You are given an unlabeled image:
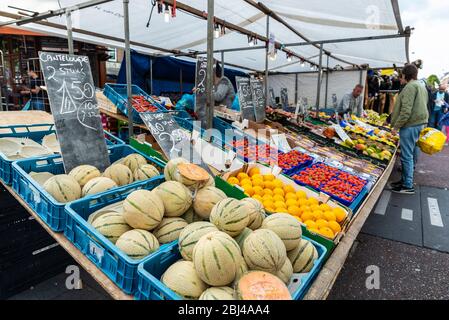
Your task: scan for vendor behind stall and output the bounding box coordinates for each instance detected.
[212,62,235,109]
[337,84,364,117]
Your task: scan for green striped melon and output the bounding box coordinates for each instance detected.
[164,157,188,181]
[91,211,132,244]
[241,198,265,230]
[116,229,159,260]
[233,256,248,286]
[242,229,287,273]
[209,198,249,237]
[193,186,227,219]
[103,164,134,186]
[204,175,215,187]
[82,177,117,197]
[155,181,192,217]
[261,213,302,251]
[192,231,242,286]
[276,258,293,284]
[181,206,205,223]
[178,222,218,261]
[153,217,188,244]
[199,287,235,300]
[122,190,164,230]
[68,165,101,187]
[172,169,212,191]
[233,227,252,250]
[43,174,81,203]
[134,164,160,181]
[122,153,147,172]
[287,239,318,273]
[161,260,208,299]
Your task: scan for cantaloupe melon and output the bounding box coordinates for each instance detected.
[134,164,160,181]
[155,181,192,217]
[122,153,147,173]
[287,239,318,273]
[236,271,292,300]
[193,186,227,219]
[115,229,159,260]
[234,256,248,286]
[178,222,218,261]
[233,227,252,250]
[153,217,188,244]
[199,287,235,300]
[261,213,302,251]
[209,198,249,237]
[241,198,265,230]
[181,206,204,223]
[122,189,164,230]
[173,163,210,190]
[82,177,117,197]
[276,259,293,284]
[43,174,81,203]
[192,231,242,286]
[164,157,189,181]
[103,164,133,186]
[87,201,124,225]
[242,229,287,273]
[204,174,215,187]
[91,211,131,244]
[161,260,208,299]
[68,165,101,187]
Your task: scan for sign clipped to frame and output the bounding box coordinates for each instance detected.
[250,78,266,123]
[194,57,208,122]
[236,76,255,121]
[39,51,110,172]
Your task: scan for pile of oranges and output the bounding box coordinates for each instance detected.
[227,167,347,240]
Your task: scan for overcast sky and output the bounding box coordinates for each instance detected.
[399,0,449,78]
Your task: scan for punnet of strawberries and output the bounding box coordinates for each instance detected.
[232,139,278,164]
[131,95,159,113]
[277,150,313,170]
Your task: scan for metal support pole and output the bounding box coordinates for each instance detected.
[315,44,323,112]
[150,58,153,95]
[359,70,363,85]
[221,51,225,77]
[205,0,215,129]
[325,55,330,107]
[123,0,134,138]
[264,16,269,110]
[66,10,74,55]
[294,73,298,105]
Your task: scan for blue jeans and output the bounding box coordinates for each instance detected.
[399,124,425,189]
[30,98,45,111]
[429,108,443,130]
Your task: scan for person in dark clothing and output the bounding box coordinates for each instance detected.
[429,84,449,130]
[20,71,44,110]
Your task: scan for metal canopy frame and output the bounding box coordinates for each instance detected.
[0,0,410,132]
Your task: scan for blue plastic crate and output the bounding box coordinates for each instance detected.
[103,84,167,124]
[135,237,327,300]
[64,176,168,295]
[11,144,165,232]
[0,124,123,185]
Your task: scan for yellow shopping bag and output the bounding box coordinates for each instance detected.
[418,128,447,155]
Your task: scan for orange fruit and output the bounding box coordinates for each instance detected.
[312,210,324,220]
[237,172,249,181]
[307,198,319,206]
[249,167,261,177]
[262,194,273,202]
[301,212,314,222]
[319,203,332,212]
[273,179,284,188]
[310,204,321,211]
[333,207,347,223]
[286,199,297,208]
[263,200,274,209]
[285,193,297,201]
[323,211,337,222]
[275,207,286,213]
[252,195,263,203]
[273,194,285,202]
[243,185,254,196]
[264,181,275,190]
[309,228,320,234]
[318,227,335,239]
[266,206,276,213]
[263,189,273,196]
[240,178,252,186]
[253,186,264,196]
[316,219,329,229]
[283,185,295,194]
[227,177,239,185]
[274,201,286,208]
[328,221,342,234]
[288,206,301,216]
[305,220,318,230]
[299,205,311,214]
[297,199,309,207]
[252,179,264,188]
[296,190,307,199]
[273,188,285,196]
[263,174,275,181]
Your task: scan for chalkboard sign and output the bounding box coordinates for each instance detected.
[280,88,289,109]
[39,51,110,172]
[250,78,266,123]
[236,77,255,121]
[194,57,207,122]
[139,112,211,173]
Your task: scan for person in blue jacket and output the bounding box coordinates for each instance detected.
[438,101,449,146]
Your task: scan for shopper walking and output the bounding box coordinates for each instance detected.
[390,64,429,195]
[429,84,449,130]
[438,101,449,146]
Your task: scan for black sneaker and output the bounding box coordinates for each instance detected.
[391,185,415,195]
[389,180,402,189]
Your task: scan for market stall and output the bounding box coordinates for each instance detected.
[0,0,409,301]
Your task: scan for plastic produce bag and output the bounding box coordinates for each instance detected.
[175,94,195,111]
[418,128,447,155]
